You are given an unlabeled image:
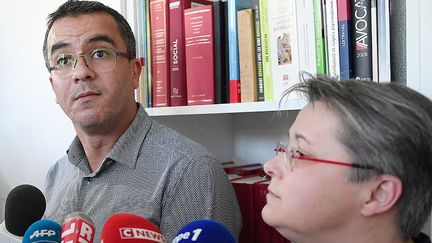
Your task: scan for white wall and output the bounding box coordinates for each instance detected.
[0,0,120,221]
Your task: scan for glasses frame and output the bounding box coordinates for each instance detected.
[275,143,381,172]
[48,47,134,73]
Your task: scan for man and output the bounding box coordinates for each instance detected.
[42,1,241,241]
[263,76,432,243]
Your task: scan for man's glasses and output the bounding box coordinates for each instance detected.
[48,48,134,78]
[274,143,380,172]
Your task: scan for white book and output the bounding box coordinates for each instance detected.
[268,0,300,101]
[377,0,391,82]
[324,0,340,79]
[371,0,379,82]
[296,0,317,75]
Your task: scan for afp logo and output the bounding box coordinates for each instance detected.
[30,229,57,239]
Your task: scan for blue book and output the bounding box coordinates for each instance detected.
[227,0,254,103]
[337,0,353,80]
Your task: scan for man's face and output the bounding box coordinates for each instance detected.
[47,12,139,131]
[262,101,366,241]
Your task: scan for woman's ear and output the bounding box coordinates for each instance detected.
[360,175,402,217]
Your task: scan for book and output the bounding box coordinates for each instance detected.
[259,0,274,101]
[223,163,264,176]
[268,0,300,101]
[136,0,148,107]
[169,0,191,106]
[371,0,379,81]
[231,175,269,243]
[337,0,353,80]
[312,0,327,74]
[296,0,317,75]
[149,0,171,107]
[351,0,372,80]
[213,1,229,104]
[237,9,258,103]
[184,5,215,105]
[253,180,272,243]
[377,0,391,82]
[252,0,265,101]
[324,0,340,79]
[227,0,255,103]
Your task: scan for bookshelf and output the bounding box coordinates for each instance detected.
[121,0,432,235]
[120,0,432,165]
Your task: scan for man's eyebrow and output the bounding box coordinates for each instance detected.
[88,34,116,47]
[50,42,70,56]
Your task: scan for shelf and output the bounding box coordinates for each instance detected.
[145,98,307,116]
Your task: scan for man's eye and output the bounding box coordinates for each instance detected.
[91,49,109,59]
[56,55,73,67]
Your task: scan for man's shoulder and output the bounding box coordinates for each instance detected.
[413,233,432,243]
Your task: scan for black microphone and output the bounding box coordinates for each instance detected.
[2,184,46,236]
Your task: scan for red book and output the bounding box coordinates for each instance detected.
[150,0,171,107]
[184,5,215,105]
[169,0,190,106]
[253,180,272,243]
[231,175,268,243]
[224,163,265,177]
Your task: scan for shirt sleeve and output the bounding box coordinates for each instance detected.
[159,155,242,242]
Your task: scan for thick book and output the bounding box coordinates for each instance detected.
[227,0,255,103]
[231,175,269,243]
[253,180,272,243]
[377,0,391,82]
[150,0,171,107]
[169,0,191,106]
[324,0,340,79]
[337,0,353,80]
[351,0,372,80]
[184,5,215,105]
[259,0,274,101]
[253,0,265,101]
[213,1,229,104]
[237,8,258,103]
[268,0,300,101]
[312,0,327,74]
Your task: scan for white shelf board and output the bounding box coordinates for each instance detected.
[145,98,307,116]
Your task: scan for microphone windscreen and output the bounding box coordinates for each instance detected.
[173,220,236,243]
[4,184,46,236]
[61,212,95,243]
[100,213,167,243]
[22,219,61,243]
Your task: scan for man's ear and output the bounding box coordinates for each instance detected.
[130,59,141,89]
[360,175,403,217]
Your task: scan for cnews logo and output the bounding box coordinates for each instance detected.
[119,228,166,242]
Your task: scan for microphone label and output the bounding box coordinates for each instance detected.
[119,227,167,242]
[61,218,95,243]
[30,229,57,239]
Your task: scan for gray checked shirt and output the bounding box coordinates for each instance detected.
[43,103,241,241]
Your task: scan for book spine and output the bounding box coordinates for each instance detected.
[312,0,327,74]
[136,0,147,107]
[351,0,372,80]
[371,0,378,81]
[169,0,190,106]
[296,0,317,75]
[324,0,340,79]
[253,181,272,243]
[238,9,258,103]
[213,1,229,104]
[146,0,153,108]
[268,0,299,101]
[150,0,171,107]
[377,0,391,82]
[259,0,274,101]
[184,5,215,105]
[337,0,353,80]
[253,0,265,101]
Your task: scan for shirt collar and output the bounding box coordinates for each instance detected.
[66,103,152,171]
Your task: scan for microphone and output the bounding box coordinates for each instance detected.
[172,220,236,243]
[22,219,62,243]
[100,213,167,243]
[2,184,46,237]
[61,212,95,243]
